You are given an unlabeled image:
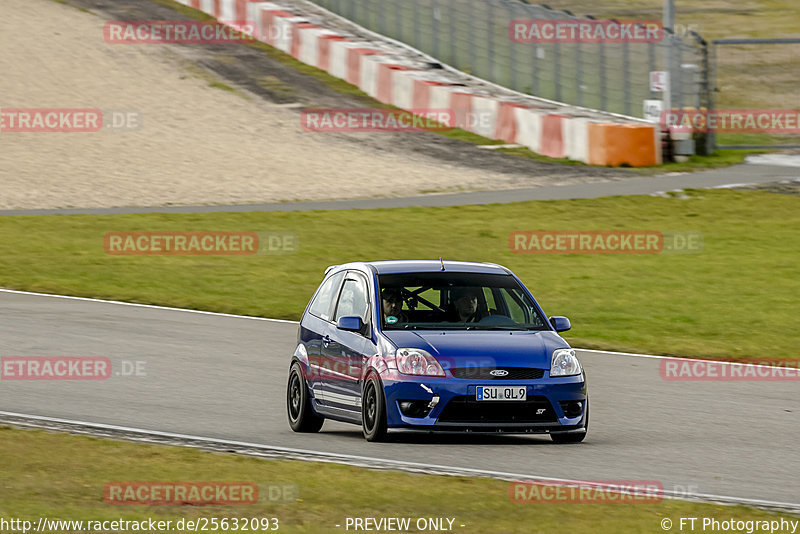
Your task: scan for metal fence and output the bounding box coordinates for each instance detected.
[307,0,710,120]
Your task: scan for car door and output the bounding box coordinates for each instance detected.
[301,270,345,401]
[321,271,372,415]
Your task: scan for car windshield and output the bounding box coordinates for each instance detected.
[378,272,548,331]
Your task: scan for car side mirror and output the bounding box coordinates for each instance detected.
[337,316,364,333]
[549,316,571,332]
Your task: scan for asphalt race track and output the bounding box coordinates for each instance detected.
[1,289,798,507]
[0,161,797,216]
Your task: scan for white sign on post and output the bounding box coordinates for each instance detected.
[650,71,669,92]
[643,100,663,123]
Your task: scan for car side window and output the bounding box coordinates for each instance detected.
[334,275,369,325]
[502,288,528,323]
[308,271,345,321]
[501,288,545,327]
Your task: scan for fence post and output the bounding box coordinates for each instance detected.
[449,0,456,66]
[379,0,386,36]
[599,39,607,111]
[575,40,583,107]
[699,37,715,154]
[396,0,402,41]
[554,33,561,102]
[469,0,476,73]
[648,38,656,100]
[532,19,539,94]
[623,31,631,116]
[413,0,421,51]
[509,2,517,91]
[487,1,495,82]
[432,0,439,60]
[708,41,717,153]
[675,42,683,108]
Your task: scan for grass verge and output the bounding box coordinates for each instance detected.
[0,426,795,534]
[1,189,798,360]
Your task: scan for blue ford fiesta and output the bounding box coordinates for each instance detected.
[286,260,588,443]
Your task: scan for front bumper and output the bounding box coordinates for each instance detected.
[382,372,587,433]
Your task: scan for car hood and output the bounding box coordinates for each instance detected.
[382,329,568,369]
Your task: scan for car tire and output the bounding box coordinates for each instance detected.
[287,362,324,433]
[551,399,588,444]
[362,373,388,442]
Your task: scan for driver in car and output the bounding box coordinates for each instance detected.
[381,287,409,324]
[448,287,486,323]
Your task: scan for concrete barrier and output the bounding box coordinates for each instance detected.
[327,39,353,79]
[494,102,526,144]
[356,54,377,98]
[317,34,347,73]
[275,15,307,54]
[564,117,591,164]
[588,123,661,166]
[185,0,661,167]
[450,92,474,131]
[290,22,317,59]
[388,67,417,110]
[540,114,566,159]
[298,27,328,67]
[469,96,499,139]
[219,0,235,23]
[257,7,293,47]
[515,107,543,154]
[346,47,379,87]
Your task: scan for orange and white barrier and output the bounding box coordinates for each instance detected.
[327,39,353,79]
[469,96,499,139]
[588,123,662,166]
[175,0,661,167]
[515,107,543,154]
[540,114,566,159]
[564,117,591,163]
[387,67,417,109]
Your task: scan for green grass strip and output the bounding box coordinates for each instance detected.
[0,427,795,533]
[1,189,798,359]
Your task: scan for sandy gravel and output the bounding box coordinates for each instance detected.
[0,0,623,210]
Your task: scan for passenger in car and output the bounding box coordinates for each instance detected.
[447,287,487,323]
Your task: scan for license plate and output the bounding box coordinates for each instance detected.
[476,386,526,401]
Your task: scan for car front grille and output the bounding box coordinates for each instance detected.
[450,367,546,380]
[436,395,557,424]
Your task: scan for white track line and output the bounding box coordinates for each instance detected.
[1,410,798,513]
[578,348,800,371]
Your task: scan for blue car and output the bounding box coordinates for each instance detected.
[286,260,588,443]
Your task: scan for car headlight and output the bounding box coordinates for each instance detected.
[551,348,582,377]
[395,348,445,377]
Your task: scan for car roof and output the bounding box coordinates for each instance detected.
[327,260,511,275]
